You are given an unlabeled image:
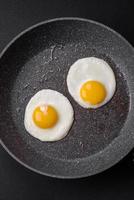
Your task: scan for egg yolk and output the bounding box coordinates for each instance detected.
[33,105,58,129]
[80,80,106,105]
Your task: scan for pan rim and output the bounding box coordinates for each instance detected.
[0,17,134,179]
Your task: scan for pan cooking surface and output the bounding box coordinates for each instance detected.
[11,46,129,160]
[0,18,134,178]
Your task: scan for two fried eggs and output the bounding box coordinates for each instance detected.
[24,57,116,141]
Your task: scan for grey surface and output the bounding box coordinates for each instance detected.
[0,18,134,178]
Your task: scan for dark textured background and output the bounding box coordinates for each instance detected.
[0,0,134,199]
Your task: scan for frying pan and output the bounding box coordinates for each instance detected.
[0,18,134,178]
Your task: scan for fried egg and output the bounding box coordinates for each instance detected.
[24,89,74,141]
[67,57,116,108]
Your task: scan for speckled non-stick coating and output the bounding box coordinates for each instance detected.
[0,18,134,178]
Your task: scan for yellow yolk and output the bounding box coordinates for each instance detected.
[80,80,106,105]
[32,105,58,129]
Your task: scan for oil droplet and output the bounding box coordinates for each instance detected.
[58,44,64,50]
[50,45,56,61]
[58,67,61,72]
[41,73,46,79]
[49,69,54,73]
[43,45,56,64]
[23,83,29,90]
[79,141,84,148]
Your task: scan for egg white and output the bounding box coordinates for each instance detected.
[24,89,74,141]
[67,57,116,108]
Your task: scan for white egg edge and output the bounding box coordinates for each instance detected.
[67,57,116,108]
[24,89,74,141]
